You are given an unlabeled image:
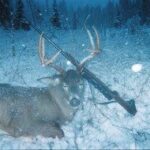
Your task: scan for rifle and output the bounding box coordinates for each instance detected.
[31,24,137,116]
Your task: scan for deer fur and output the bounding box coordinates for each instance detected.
[0,27,100,138]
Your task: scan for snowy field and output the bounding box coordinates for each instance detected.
[0,27,150,149]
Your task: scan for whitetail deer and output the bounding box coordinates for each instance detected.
[0,27,100,138]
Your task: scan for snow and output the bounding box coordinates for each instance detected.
[0,27,150,149]
[131,64,143,72]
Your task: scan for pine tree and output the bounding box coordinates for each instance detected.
[59,0,68,29]
[118,0,133,23]
[59,0,68,17]
[94,5,102,28]
[72,11,77,30]
[35,8,43,24]
[13,0,24,29]
[13,0,30,30]
[113,4,122,28]
[51,0,61,28]
[45,0,50,13]
[141,0,150,24]
[0,0,11,28]
[105,0,115,28]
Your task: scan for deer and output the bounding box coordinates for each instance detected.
[0,26,100,138]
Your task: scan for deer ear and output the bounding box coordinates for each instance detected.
[37,77,54,85]
[37,76,61,85]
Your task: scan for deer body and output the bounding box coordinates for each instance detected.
[0,80,78,138]
[0,27,100,138]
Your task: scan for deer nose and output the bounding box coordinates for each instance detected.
[70,97,80,107]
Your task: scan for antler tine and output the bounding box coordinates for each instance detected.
[86,26,96,50]
[38,33,65,74]
[92,26,100,51]
[39,33,61,66]
[79,27,101,68]
[44,50,61,66]
[39,33,45,65]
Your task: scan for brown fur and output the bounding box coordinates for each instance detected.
[0,82,78,138]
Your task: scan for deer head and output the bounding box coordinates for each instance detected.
[38,27,100,111]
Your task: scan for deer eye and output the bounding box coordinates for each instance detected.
[63,85,68,88]
[70,98,80,107]
[63,83,69,91]
[79,82,84,88]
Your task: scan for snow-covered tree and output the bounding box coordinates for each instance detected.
[113,4,122,28]
[59,0,68,29]
[118,0,133,24]
[0,0,11,28]
[59,0,68,17]
[141,0,150,25]
[104,0,115,28]
[72,11,77,30]
[126,15,141,34]
[50,0,61,28]
[35,7,43,24]
[13,0,24,29]
[45,0,50,14]
[13,0,30,30]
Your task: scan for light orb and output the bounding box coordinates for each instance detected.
[131,64,143,73]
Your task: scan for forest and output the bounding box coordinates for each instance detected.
[0,0,150,32]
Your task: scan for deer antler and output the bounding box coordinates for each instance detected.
[39,33,65,74]
[80,26,101,67]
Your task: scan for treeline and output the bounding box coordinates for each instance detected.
[0,0,30,30]
[0,0,150,31]
[75,0,150,29]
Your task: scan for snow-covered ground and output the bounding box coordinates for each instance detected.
[0,27,150,149]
